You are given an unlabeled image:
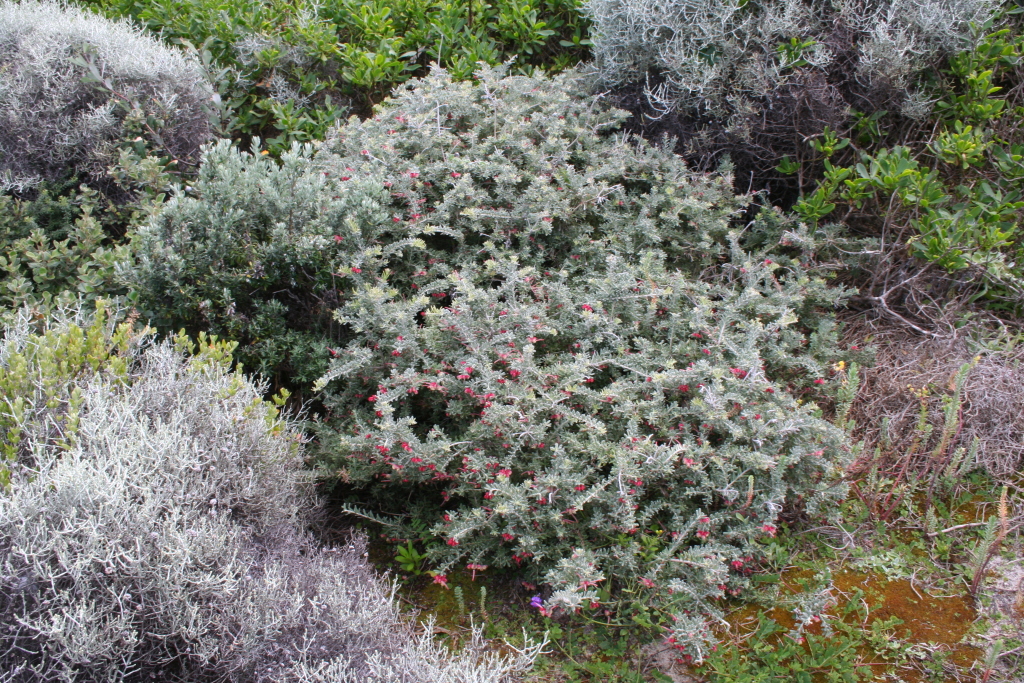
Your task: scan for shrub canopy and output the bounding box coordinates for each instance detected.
[131,63,858,658]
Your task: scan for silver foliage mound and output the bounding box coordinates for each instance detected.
[0,0,213,190]
[0,308,542,682]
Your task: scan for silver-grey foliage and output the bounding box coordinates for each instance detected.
[583,0,1000,119]
[0,308,542,682]
[0,0,214,190]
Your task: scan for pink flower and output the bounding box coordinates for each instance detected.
[451,172,461,178]
[640,577,655,588]
[351,267,362,273]
[761,524,777,537]
[447,538,459,546]
[498,468,512,477]
[333,235,343,242]
[813,378,826,385]
[696,530,710,539]
[580,304,594,312]
[433,573,449,588]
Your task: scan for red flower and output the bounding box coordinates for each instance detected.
[696,530,710,539]
[333,235,343,242]
[340,176,351,181]
[761,524,777,537]
[451,172,461,178]
[446,538,459,546]
[813,378,826,385]
[351,267,362,273]
[580,304,594,312]
[432,573,449,588]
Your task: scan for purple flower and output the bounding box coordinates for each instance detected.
[530,595,544,609]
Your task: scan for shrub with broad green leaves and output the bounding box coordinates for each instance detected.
[80,0,591,154]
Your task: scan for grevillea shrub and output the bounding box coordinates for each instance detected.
[0,305,542,682]
[129,63,857,658]
[0,0,213,189]
[315,250,852,660]
[129,62,752,390]
[131,63,857,390]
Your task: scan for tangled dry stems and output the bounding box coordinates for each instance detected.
[841,313,1024,480]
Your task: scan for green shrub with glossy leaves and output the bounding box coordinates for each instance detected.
[80,0,591,154]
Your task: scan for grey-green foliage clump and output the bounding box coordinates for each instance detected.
[583,0,999,119]
[0,306,541,683]
[127,62,862,662]
[0,0,213,190]
[126,63,756,388]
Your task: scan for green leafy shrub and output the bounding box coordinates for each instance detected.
[0,304,543,682]
[127,139,347,388]
[81,0,591,154]
[0,186,138,320]
[789,20,1024,308]
[0,0,214,189]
